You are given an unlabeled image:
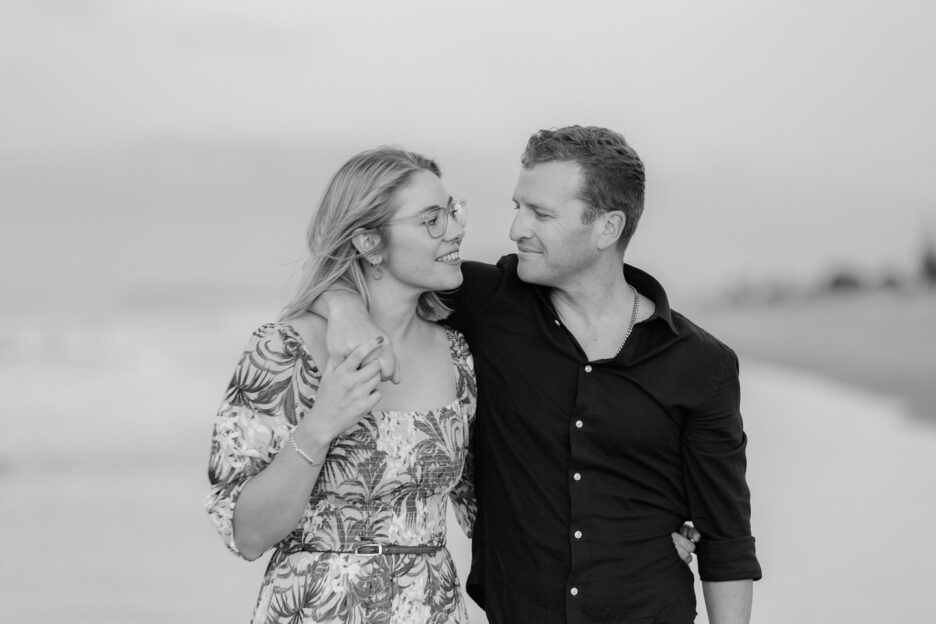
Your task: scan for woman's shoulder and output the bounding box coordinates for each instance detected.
[275,313,328,366]
[439,324,471,363]
[236,317,325,368]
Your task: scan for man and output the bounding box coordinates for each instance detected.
[323,126,760,623]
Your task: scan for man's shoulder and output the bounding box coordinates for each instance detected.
[460,254,525,289]
[462,254,517,275]
[669,309,738,366]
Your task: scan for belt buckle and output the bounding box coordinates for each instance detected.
[354,543,384,556]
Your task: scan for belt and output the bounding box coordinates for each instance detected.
[285,542,444,556]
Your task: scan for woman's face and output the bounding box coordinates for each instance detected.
[379,169,464,294]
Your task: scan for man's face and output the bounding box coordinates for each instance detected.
[509,160,602,288]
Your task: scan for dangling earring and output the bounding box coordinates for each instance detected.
[369,257,383,280]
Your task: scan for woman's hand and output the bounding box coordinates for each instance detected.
[298,336,386,446]
[672,522,702,564]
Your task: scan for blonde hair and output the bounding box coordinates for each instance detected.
[280,147,452,322]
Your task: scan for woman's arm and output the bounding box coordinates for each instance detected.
[230,424,330,560]
[206,327,384,561]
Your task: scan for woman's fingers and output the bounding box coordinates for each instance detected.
[328,358,382,414]
[671,521,701,566]
[352,359,383,394]
[671,532,695,564]
[338,336,385,373]
[361,341,400,384]
[679,522,701,544]
[360,389,382,412]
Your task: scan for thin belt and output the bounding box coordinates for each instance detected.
[285,542,444,556]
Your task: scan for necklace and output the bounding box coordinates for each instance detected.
[614,284,640,356]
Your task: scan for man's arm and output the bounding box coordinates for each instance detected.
[310,260,505,381]
[681,349,760,619]
[312,290,400,383]
[702,580,753,624]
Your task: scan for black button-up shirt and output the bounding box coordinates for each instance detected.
[445,255,761,624]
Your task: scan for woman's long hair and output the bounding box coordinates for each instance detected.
[280,147,451,322]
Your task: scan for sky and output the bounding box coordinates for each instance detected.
[2,0,934,312]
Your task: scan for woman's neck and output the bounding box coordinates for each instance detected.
[365,279,425,344]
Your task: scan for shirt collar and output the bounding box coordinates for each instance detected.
[623,264,678,335]
[523,255,680,336]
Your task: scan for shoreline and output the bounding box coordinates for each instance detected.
[685,289,936,423]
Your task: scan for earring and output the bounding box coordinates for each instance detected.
[369,257,383,280]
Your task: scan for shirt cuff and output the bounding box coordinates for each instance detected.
[697,536,762,581]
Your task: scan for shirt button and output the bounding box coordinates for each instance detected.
[554,319,561,326]
[584,365,592,373]
[570,587,579,596]
[574,530,582,539]
[573,472,581,481]
[575,420,583,429]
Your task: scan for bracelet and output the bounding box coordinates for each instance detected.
[289,433,324,466]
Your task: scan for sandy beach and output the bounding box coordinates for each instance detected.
[2,304,934,623]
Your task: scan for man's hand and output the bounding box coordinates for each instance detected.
[316,290,400,383]
[672,522,701,564]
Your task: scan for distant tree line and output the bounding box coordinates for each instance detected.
[723,236,936,306]
[923,238,936,284]
[819,237,936,294]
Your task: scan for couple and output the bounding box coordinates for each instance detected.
[206,125,761,624]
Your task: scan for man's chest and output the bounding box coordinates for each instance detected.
[470,321,688,455]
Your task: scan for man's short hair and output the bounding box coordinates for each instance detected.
[521,125,645,251]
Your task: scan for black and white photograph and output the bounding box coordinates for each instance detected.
[2,2,934,623]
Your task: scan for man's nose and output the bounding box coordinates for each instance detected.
[509,209,526,242]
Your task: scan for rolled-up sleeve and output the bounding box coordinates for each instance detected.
[682,350,762,581]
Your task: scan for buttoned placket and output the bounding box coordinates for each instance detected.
[567,356,598,614]
[552,310,601,615]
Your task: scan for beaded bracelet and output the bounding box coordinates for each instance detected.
[289,432,323,466]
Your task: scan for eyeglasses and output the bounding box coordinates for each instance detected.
[385,199,468,239]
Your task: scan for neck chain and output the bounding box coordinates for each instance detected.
[615,284,640,356]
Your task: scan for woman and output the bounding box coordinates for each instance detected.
[206,147,475,623]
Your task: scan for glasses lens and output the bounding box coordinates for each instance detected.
[426,206,446,238]
[452,200,467,226]
[424,201,466,238]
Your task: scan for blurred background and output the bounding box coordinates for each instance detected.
[1,1,934,622]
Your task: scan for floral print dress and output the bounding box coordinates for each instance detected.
[206,323,477,624]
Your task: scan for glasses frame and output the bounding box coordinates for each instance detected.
[384,199,467,239]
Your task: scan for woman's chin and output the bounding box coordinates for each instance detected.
[434,268,464,291]
[448,268,465,288]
